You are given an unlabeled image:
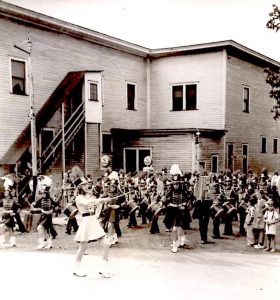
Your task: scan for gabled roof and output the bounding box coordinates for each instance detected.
[0,1,279,67]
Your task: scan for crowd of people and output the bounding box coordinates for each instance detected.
[0,164,279,277]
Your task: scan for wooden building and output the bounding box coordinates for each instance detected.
[1,1,280,193]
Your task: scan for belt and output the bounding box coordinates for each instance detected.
[82,212,95,217]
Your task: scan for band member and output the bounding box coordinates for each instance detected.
[165,175,188,253]
[73,178,112,278]
[220,177,235,236]
[65,186,79,235]
[146,180,162,234]
[104,179,123,246]
[162,179,173,232]
[0,188,17,247]
[10,188,26,233]
[193,173,213,245]
[135,179,149,225]
[32,189,57,250]
[126,179,138,228]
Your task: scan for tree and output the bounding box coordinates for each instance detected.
[265,4,280,120]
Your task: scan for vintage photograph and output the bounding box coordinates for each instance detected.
[0,1,279,299]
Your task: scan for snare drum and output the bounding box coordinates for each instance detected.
[63,204,78,219]
[23,212,42,233]
[210,203,224,219]
[222,201,237,216]
[127,200,140,214]
[147,202,162,216]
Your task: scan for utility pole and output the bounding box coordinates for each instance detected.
[15,37,37,200]
[27,38,38,200]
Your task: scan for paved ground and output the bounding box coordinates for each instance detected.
[0,214,279,300]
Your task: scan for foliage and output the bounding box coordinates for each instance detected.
[265,4,280,120]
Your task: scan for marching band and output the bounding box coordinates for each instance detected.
[0,164,279,266]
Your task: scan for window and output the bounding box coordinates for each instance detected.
[261,137,267,153]
[11,59,27,95]
[227,144,234,172]
[273,138,278,154]
[172,85,183,111]
[127,83,136,110]
[102,134,111,153]
[124,148,151,173]
[242,144,248,174]
[211,155,218,173]
[185,84,197,110]
[172,84,197,111]
[243,86,250,113]
[89,82,98,101]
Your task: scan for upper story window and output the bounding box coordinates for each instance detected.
[127,83,137,110]
[273,138,278,154]
[261,137,267,153]
[10,58,27,95]
[243,86,250,113]
[186,84,197,110]
[172,84,197,111]
[89,82,98,101]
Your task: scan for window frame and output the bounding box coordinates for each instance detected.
[9,57,28,95]
[123,147,152,173]
[102,133,112,154]
[261,137,267,153]
[242,144,249,174]
[211,155,219,173]
[171,83,198,111]
[273,138,278,154]
[88,81,99,101]
[126,82,137,111]
[242,86,250,113]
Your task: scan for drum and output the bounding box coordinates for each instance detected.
[64,204,78,219]
[210,203,224,219]
[127,200,140,214]
[23,212,41,232]
[237,201,249,213]
[147,202,162,216]
[222,201,237,216]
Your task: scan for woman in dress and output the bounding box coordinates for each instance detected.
[73,178,112,278]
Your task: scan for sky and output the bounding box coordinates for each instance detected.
[3,0,280,62]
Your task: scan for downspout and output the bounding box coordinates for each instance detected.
[222,49,227,171]
[146,57,151,129]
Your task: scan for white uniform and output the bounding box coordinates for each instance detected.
[74,194,106,243]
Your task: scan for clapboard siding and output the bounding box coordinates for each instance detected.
[225,56,280,173]
[86,123,100,176]
[0,18,147,160]
[150,51,225,129]
[126,134,193,172]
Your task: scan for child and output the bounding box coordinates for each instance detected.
[244,198,255,246]
[263,199,279,252]
[252,190,267,249]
